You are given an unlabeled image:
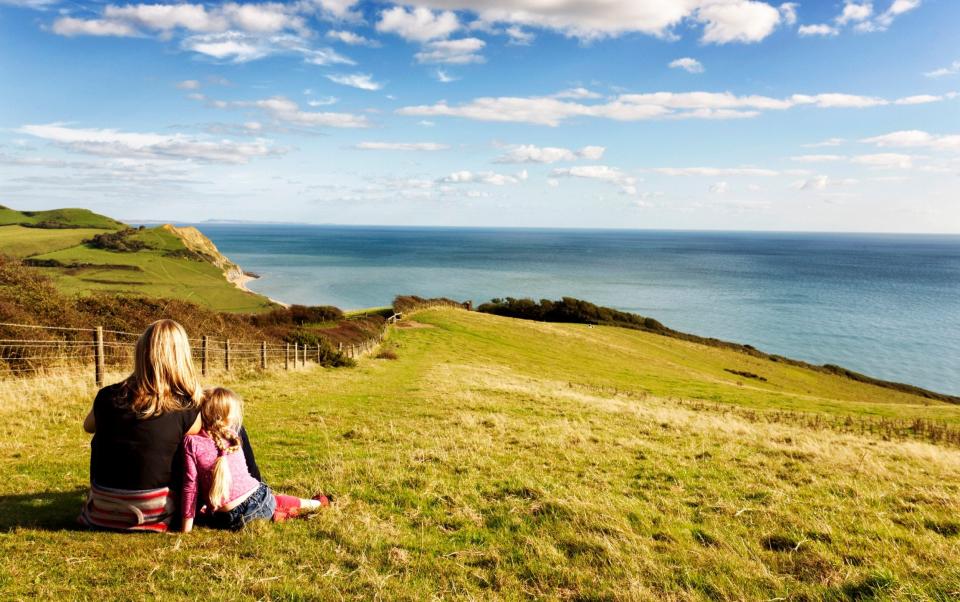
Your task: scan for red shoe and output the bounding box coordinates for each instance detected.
[312,493,332,507]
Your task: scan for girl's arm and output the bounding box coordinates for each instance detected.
[181,440,200,531]
[83,408,95,433]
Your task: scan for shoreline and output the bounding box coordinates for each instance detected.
[229,269,290,308]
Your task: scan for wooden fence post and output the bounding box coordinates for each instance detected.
[316,342,321,363]
[201,335,208,376]
[294,342,299,368]
[260,341,266,370]
[225,339,231,372]
[301,343,306,368]
[94,326,104,387]
[285,343,290,370]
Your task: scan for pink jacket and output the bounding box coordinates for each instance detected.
[182,431,261,519]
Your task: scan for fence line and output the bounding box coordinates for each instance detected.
[0,317,393,385]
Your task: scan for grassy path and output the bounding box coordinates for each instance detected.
[1,309,958,600]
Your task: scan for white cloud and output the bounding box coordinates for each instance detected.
[404,0,786,43]
[415,37,485,64]
[354,141,450,151]
[836,1,873,25]
[925,60,960,78]
[552,87,603,100]
[853,0,922,32]
[180,31,353,64]
[309,0,361,20]
[307,96,339,107]
[669,57,704,73]
[434,69,459,83]
[376,6,460,42]
[54,3,306,37]
[326,29,378,46]
[803,137,846,147]
[398,89,915,126]
[697,1,782,44]
[246,96,370,128]
[176,79,201,90]
[852,153,914,168]
[652,166,779,176]
[441,169,527,185]
[862,130,960,151]
[494,144,605,164]
[709,181,729,194]
[505,26,534,45]
[551,165,638,194]
[326,73,383,90]
[17,123,277,164]
[894,94,946,105]
[779,2,798,25]
[798,23,839,36]
[791,154,846,162]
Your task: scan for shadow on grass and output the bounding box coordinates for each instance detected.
[0,488,87,532]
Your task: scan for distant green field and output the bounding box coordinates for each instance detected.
[0,225,108,258]
[1,308,959,600]
[0,213,275,313]
[0,206,124,229]
[31,235,273,313]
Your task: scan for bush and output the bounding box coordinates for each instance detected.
[85,229,149,252]
[250,304,344,327]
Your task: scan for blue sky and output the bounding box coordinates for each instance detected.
[0,0,957,232]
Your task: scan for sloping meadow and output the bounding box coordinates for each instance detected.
[1,308,958,600]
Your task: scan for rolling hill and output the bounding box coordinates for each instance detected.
[1,307,958,600]
[0,205,274,313]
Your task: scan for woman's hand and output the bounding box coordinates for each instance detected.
[83,408,96,434]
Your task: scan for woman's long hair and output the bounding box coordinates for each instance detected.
[124,319,203,418]
[202,387,244,510]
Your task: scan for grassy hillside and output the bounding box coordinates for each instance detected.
[0,225,109,258]
[0,205,124,229]
[2,308,958,600]
[0,206,274,313]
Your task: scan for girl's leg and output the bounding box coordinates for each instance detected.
[271,493,329,521]
[272,494,302,521]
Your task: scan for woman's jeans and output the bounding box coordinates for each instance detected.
[209,483,276,531]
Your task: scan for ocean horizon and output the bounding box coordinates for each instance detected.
[193,224,960,395]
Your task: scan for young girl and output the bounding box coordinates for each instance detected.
[181,387,329,532]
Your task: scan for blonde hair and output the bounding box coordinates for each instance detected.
[202,387,244,510]
[125,319,203,418]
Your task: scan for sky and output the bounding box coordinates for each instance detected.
[0,0,957,232]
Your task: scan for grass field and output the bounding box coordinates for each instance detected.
[0,225,109,258]
[0,221,275,313]
[27,228,274,313]
[1,308,959,600]
[0,206,124,230]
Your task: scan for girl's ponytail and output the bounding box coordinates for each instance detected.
[200,387,245,510]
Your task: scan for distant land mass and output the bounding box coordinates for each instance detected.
[0,204,274,313]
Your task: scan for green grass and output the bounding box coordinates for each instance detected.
[1,223,274,313]
[31,239,273,313]
[0,225,109,258]
[2,308,959,600]
[0,206,124,229]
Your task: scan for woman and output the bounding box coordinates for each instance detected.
[78,319,262,532]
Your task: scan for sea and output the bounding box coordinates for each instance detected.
[196,225,960,395]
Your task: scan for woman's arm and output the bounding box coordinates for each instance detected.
[83,408,96,434]
[239,426,263,482]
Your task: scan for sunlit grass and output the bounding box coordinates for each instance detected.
[1,308,958,600]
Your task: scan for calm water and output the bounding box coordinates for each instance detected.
[196,225,960,395]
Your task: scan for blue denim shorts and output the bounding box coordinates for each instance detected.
[209,483,275,531]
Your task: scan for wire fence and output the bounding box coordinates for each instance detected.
[0,317,394,385]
